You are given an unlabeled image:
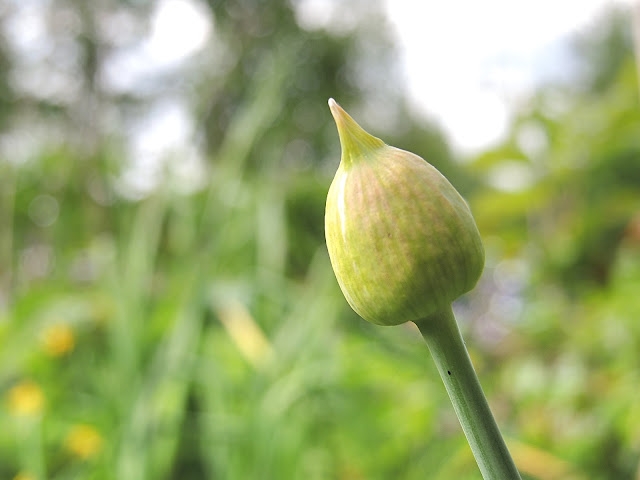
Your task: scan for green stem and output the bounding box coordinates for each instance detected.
[415,306,521,480]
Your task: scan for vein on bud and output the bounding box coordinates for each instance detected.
[328,98,385,168]
[336,172,348,241]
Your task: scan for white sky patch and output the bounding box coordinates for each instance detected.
[132,100,191,156]
[147,0,211,65]
[119,100,200,197]
[4,2,47,55]
[383,0,633,153]
[103,0,211,93]
[294,0,336,30]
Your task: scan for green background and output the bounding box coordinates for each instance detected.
[1,1,639,479]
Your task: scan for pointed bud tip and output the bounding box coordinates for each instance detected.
[328,98,345,123]
[327,98,385,167]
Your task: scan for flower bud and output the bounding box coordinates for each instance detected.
[325,99,484,326]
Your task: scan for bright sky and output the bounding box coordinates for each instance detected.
[5,0,635,194]
[382,0,634,152]
[116,0,634,193]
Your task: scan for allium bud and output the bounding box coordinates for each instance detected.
[325,99,484,325]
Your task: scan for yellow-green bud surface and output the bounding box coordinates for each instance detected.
[325,99,485,326]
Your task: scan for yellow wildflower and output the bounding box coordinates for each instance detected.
[13,473,36,480]
[42,323,75,357]
[65,424,103,459]
[6,380,44,417]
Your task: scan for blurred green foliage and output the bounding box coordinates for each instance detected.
[0,1,639,479]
